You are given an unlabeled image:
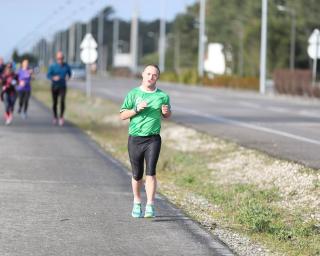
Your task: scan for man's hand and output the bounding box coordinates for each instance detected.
[136,101,148,112]
[52,75,60,81]
[161,105,171,117]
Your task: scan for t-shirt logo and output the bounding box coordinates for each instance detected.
[135,97,144,106]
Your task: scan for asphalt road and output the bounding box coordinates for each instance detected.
[0,98,234,256]
[69,75,320,169]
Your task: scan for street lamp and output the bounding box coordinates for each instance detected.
[277,4,296,71]
[259,0,268,95]
[198,0,206,77]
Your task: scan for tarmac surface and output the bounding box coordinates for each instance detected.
[0,98,234,256]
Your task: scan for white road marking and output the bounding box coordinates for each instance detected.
[73,83,320,146]
[174,106,320,146]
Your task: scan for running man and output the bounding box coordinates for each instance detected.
[120,64,171,218]
[47,51,71,126]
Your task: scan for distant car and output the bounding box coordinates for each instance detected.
[70,63,86,80]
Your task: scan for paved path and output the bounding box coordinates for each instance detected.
[0,98,234,256]
[69,76,320,169]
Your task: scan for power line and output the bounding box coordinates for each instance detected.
[10,0,104,55]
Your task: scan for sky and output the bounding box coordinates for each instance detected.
[0,0,196,60]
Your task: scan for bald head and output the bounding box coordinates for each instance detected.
[56,51,64,64]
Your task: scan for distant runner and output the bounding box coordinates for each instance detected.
[120,64,171,218]
[47,51,71,126]
[0,57,5,75]
[17,59,33,119]
[0,63,18,125]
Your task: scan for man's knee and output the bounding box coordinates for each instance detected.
[132,172,143,181]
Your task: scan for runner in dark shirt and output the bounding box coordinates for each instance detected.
[0,63,18,125]
[47,51,71,126]
[0,57,5,75]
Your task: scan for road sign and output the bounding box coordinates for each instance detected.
[307,29,320,85]
[308,29,320,44]
[80,49,98,64]
[307,29,320,59]
[204,43,226,75]
[80,33,98,64]
[80,33,98,97]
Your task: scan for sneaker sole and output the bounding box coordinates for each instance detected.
[144,214,155,218]
[132,213,143,218]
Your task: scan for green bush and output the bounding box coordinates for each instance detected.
[160,71,179,83]
[238,199,275,232]
[160,70,259,90]
[203,75,259,91]
[160,69,200,85]
[179,69,200,85]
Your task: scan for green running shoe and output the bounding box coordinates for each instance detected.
[144,204,155,218]
[131,203,143,218]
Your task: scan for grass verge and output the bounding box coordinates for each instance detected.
[32,80,320,256]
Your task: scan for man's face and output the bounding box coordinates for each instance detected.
[142,66,159,86]
[56,53,64,64]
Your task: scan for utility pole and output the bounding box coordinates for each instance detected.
[68,24,76,63]
[76,23,83,63]
[198,0,206,77]
[113,18,119,67]
[63,31,68,58]
[98,10,104,72]
[290,10,296,71]
[259,0,268,95]
[87,19,92,34]
[130,0,139,74]
[174,32,181,73]
[277,5,296,71]
[159,0,166,72]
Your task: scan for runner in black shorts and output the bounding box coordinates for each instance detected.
[128,134,161,180]
[47,51,71,126]
[120,64,171,218]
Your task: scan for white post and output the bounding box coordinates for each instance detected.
[86,64,91,97]
[198,0,206,77]
[259,0,268,95]
[312,32,319,86]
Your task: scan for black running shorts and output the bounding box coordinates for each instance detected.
[128,134,161,181]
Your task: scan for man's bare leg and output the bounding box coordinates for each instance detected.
[132,178,143,203]
[145,175,157,205]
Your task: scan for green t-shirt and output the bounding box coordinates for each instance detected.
[120,87,171,136]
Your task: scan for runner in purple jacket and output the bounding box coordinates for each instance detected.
[17,59,32,119]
